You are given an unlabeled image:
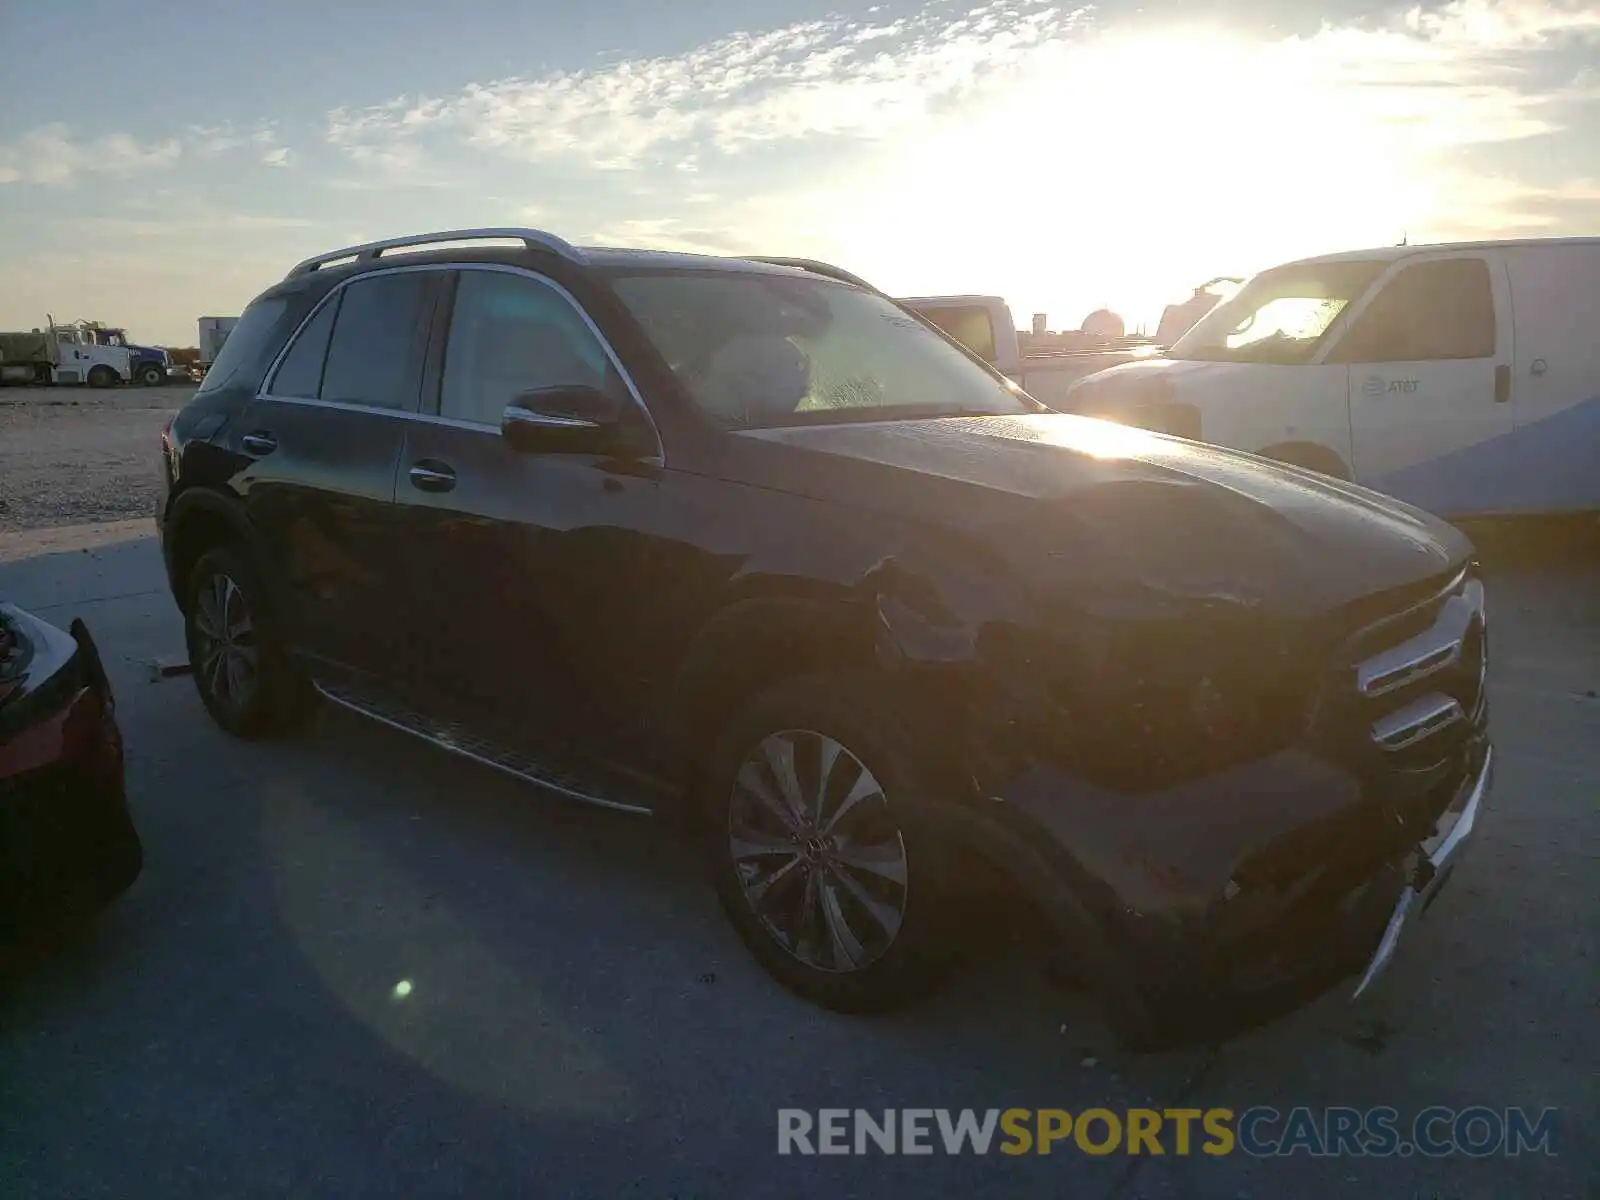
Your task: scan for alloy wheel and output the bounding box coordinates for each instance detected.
[192,572,259,714]
[727,729,909,973]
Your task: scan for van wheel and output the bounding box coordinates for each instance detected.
[703,671,954,1012]
[185,545,313,738]
[87,365,117,389]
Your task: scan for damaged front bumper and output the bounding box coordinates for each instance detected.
[1350,743,1492,1001]
[936,727,1494,1051]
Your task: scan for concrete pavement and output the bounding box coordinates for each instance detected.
[2,520,1595,1198]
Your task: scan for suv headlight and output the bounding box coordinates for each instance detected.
[980,616,1316,793]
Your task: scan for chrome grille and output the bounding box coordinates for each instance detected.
[1349,570,1487,761]
[1230,570,1489,896]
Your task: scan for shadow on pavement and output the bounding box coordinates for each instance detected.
[2,517,1595,1199]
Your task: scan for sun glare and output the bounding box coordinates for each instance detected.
[836,27,1425,329]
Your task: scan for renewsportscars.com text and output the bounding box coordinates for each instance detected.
[777,1107,1559,1158]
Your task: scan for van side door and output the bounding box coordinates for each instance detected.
[1499,243,1600,515]
[1329,253,1514,517]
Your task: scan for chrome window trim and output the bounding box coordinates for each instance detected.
[246,393,491,433]
[256,261,664,463]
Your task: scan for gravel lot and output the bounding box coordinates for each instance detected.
[0,386,192,533]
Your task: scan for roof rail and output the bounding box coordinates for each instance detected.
[747,257,884,295]
[286,227,585,279]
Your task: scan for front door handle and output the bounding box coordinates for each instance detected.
[1494,364,1510,404]
[408,461,457,493]
[241,431,277,456]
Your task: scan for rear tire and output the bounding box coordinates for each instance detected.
[185,545,313,738]
[86,365,117,389]
[702,670,955,1012]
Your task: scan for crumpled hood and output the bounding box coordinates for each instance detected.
[734,414,1470,620]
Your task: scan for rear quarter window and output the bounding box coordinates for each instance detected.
[195,297,290,394]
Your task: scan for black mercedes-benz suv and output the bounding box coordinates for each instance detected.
[158,228,1492,1048]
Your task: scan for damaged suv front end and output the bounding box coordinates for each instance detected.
[957,560,1490,1049]
[729,408,1491,1048]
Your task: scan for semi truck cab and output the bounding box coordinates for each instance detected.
[83,326,173,386]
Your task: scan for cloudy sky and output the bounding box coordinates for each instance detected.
[1,0,1596,344]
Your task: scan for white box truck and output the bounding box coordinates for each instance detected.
[1064,237,1600,520]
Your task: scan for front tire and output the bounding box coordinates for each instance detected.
[136,363,165,387]
[185,545,312,738]
[703,671,953,1012]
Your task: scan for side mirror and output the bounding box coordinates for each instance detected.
[501,384,625,454]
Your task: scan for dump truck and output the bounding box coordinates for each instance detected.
[0,319,134,387]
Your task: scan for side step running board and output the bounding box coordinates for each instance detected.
[313,681,655,816]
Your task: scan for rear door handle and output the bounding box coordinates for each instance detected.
[241,431,277,456]
[1494,364,1510,404]
[408,461,456,493]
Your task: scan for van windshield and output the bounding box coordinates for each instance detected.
[607,271,1036,428]
[1169,260,1385,365]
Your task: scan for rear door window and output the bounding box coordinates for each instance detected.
[195,297,288,394]
[1333,259,1496,362]
[267,295,340,399]
[319,272,434,411]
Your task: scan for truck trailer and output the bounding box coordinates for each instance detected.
[197,316,239,374]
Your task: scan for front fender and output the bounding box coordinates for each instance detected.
[661,517,1039,768]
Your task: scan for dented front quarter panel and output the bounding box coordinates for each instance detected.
[704,414,1476,1036]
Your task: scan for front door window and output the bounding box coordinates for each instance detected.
[439,270,613,426]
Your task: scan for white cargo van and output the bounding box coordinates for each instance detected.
[1064,238,1600,520]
